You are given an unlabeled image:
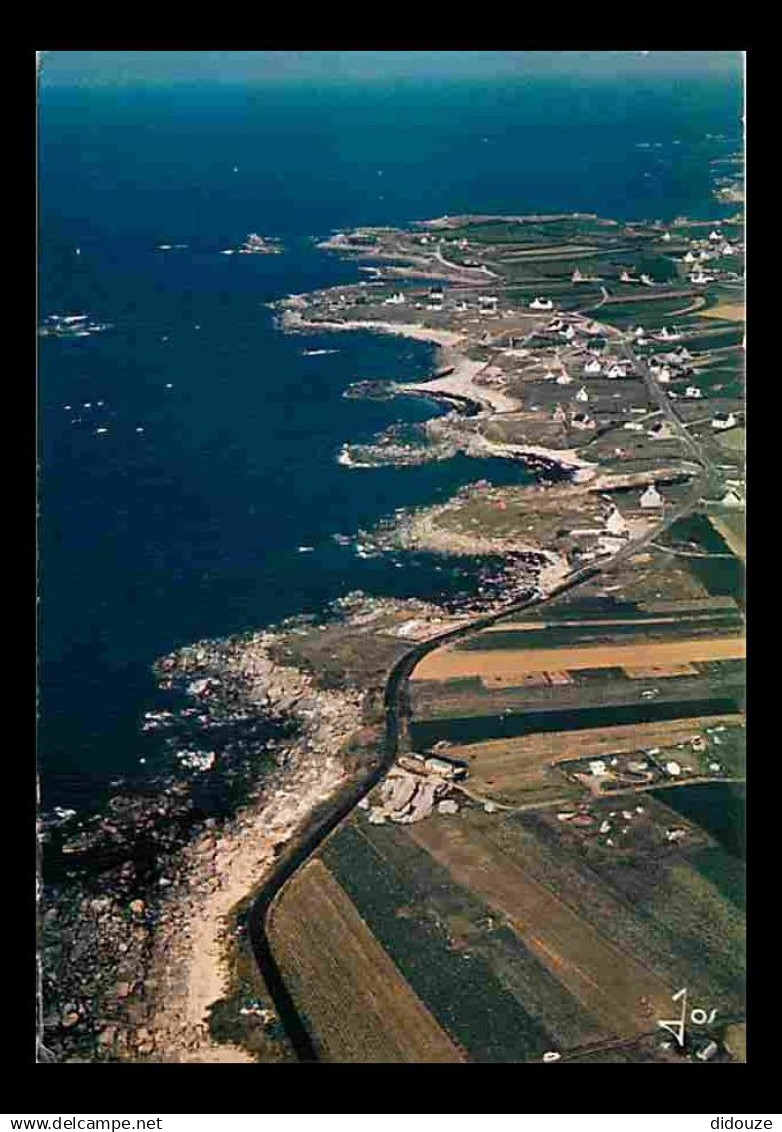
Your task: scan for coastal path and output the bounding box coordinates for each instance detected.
[248,459,708,1061]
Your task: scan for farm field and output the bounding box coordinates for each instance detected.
[268,858,464,1063]
[410,668,745,728]
[698,303,744,322]
[714,427,745,454]
[709,514,745,561]
[445,714,744,805]
[255,206,744,1065]
[321,820,599,1058]
[406,815,675,1035]
[410,696,743,753]
[411,636,745,684]
[454,613,744,651]
[465,805,745,1015]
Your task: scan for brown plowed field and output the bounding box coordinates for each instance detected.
[411,636,745,683]
[407,819,673,1036]
[269,858,464,1063]
[624,663,698,678]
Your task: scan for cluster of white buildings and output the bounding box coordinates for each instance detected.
[681,228,742,283]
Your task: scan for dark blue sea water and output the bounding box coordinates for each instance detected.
[38,75,742,815]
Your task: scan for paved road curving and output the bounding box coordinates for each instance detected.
[246,309,715,1062]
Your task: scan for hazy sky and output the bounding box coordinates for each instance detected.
[38,50,743,89]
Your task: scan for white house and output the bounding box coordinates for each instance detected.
[689,271,714,284]
[639,484,664,508]
[605,508,629,536]
[606,363,627,379]
[712,412,739,431]
[570,412,596,430]
[662,231,672,242]
[556,372,573,385]
[584,359,603,375]
[384,292,406,305]
[656,367,672,384]
[623,421,644,431]
[562,325,576,341]
[572,268,584,282]
[575,386,589,403]
[683,251,698,264]
[640,273,655,286]
[552,403,567,423]
[684,386,703,400]
[633,326,646,338]
[530,297,554,311]
[542,371,559,382]
[721,243,736,256]
[658,326,682,341]
[721,487,744,508]
[708,229,723,242]
[620,270,633,283]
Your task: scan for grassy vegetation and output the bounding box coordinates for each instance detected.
[681,327,744,351]
[655,782,745,859]
[207,902,295,1061]
[444,218,616,245]
[597,297,700,330]
[714,426,745,452]
[412,671,746,725]
[454,614,744,651]
[688,846,745,911]
[663,513,732,554]
[410,697,742,751]
[470,805,745,1013]
[320,819,568,1061]
[270,859,464,1062]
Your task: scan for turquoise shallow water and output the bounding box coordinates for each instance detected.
[38,73,742,815]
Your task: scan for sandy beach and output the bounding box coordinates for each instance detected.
[282,311,526,415]
[148,750,349,1062]
[145,635,365,1063]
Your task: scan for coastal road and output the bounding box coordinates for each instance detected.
[248,459,708,1061]
[247,295,720,1062]
[435,240,501,282]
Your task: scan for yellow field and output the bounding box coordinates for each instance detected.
[445,714,743,801]
[269,859,464,1063]
[700,303,745,322]
[411,635,745,684]
[715,427,745,454]
[408,819,674,1036]
[724,1022,747,1062]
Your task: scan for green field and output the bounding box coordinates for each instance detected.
[410,697,742,749]
[454,613,744,651]
[320,819,600,1059]
[468,805,745,1012]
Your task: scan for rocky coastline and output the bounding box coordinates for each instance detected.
[39,622,365,1063]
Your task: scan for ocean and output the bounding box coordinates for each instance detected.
[38,73,742,823]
